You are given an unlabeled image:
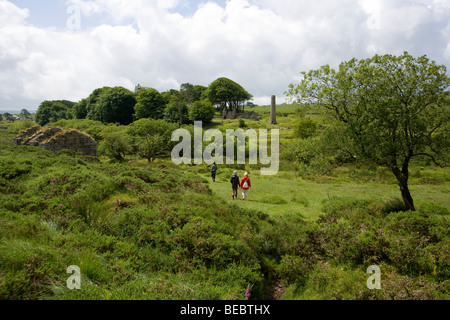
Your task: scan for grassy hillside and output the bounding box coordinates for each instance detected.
[1,114,449,300]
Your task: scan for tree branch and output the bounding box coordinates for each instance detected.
[413,152,447,168]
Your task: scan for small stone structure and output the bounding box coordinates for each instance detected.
[14,125,97,156]
[270,95,277,125]
[222,109,238,120]
[221,109,262,121]
[240,111,261,121]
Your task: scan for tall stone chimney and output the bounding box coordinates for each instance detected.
[270,95,277,125]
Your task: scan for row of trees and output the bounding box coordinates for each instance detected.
[35,77,253,127]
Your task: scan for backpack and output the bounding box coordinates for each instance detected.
[243,180,248,189]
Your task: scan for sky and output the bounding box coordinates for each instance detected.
[1,0,449,112]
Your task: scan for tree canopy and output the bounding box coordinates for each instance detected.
[162,90,190,126]
[87,87,136,125]
[207,77,253,113]
[71,98,88,119]
[134,88,166,120]
[180,83,208,105]
[287,52,450,211]
[20,109,31,119]
[189,100,216,124]
[35,101,70,126]
[85,87,112,121]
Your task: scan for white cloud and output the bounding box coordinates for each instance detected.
[0,0,449,111]
[0,0,29,27]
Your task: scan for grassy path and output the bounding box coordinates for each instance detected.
[201,170,450,221]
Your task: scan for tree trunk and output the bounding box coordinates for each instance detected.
[391,166,416,211]
[399,181,415,211]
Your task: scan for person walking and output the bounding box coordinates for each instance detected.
[240,172,251,200]
[211,162,218,182]
[230,171,240,200]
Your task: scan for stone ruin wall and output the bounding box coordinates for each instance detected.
[14,125,97,157]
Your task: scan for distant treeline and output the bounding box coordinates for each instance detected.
[35,77,254,127]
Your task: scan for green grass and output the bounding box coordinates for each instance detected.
[1,118,449,301]
[201,166,450,221]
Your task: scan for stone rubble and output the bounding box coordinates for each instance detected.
[14,125,97,157]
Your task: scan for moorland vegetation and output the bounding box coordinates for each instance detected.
[0,53,449,300]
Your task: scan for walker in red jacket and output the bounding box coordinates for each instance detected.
[240,172,251,200]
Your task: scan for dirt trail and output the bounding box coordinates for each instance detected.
[261,276,285,300]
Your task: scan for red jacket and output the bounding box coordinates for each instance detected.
[240,176,251,189]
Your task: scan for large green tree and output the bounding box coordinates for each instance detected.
[54,100,76,109]
[20,109,31,119]
[85,87,112,120]
[207,77,253,113]
[134,88,166,120]
[87,87,136,125]
[287,52,450,211]
[180,83,208,105]
[164,91,190,126]
[35,101,70,125]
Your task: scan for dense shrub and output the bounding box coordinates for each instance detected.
[0,159,32,180]
[189,100,216,124]
[294,117,318,139]
[277,255,312,285]
[98,125,133,161]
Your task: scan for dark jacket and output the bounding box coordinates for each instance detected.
[211,164,218,173]
[230,175,240,189]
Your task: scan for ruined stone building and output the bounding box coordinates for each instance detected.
[14,125,97,156]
